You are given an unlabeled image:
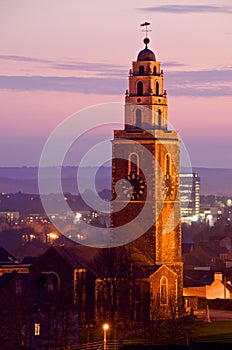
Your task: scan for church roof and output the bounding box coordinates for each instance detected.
[52,244,100,273]
[137,37,156,61]
[137,48,156,61]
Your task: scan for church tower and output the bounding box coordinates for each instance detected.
[111,26,183,307]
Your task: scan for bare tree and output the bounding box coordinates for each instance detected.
[94,247,131,325]
[149,293,165,344]
[0,273,32,350]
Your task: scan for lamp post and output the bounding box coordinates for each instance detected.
[103,323,109,350]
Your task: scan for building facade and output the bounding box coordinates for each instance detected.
[111,33,183,308]
[180,173,200,219]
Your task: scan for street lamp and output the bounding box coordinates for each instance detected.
[103,323,109,350]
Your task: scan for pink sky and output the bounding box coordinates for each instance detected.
[0,0,232,167]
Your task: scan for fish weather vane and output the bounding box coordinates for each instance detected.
[140,22,151,38]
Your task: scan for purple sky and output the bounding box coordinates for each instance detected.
[0,0,232,167]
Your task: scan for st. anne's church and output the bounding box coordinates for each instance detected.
[111,25,183,312]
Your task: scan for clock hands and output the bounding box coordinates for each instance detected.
[120,173,146,200]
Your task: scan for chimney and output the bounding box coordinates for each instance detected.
[214,272,222,281]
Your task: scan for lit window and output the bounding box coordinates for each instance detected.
[35,323,40,336]
[160,276,168,305]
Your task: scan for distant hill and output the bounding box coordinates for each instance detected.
[193,167,232,196]
[0,166,231,195]
[0,166,111,194]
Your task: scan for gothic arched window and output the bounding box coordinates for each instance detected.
[137,81,143,96]
[156,81,159,95]
[139,65,144,75]
[153,66,157,75]
[129,153,139,174]
[136,108,142,129]
[158,109,162,128]
[165,154,171,175]
[160,276,168,305]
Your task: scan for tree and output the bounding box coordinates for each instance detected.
[0,272,32,350]
[149,293,164,344]
[94,247,131,324]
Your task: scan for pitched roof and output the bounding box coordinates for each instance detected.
[132,264,158,278]
[0,246,17,264]
[53,244,101,274]
[184,270,214,287]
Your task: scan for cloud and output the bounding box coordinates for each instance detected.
[163,61,187,67]
[53,61,125,71]
[138,5,232,14]
[168,84,232,97]
[168,68,232,84]
[0,68,231,96]
[0,75,126,95]
[52,62,127,77]
[166,68,232,96]
[0,54,127,77]
[0,55,50,63]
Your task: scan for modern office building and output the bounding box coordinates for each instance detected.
[180,173,200,219]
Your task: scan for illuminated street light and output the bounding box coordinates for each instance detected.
[103,323,109,350]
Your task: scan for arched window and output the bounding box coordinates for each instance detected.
[129,153,139,174]
[156,81,159,95]
[160,276,168,305]
[139,65,144,74]
[165,154,171,175]
[136,109,142,129]
[137,81,143,96]
[158,109,162,128]
[153,66,157,75]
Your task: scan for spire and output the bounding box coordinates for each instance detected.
[140,22,151,48]
[140,22,151,37]
[137,22,155,61]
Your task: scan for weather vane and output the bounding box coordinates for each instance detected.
[140,22,151,38]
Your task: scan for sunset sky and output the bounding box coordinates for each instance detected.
[0,0,232,167]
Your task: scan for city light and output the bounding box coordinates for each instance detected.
[47,232,59,241]
[103,323,109,331]
[103,323,109,350]
[75,212,82,220]
[74,212,82,223]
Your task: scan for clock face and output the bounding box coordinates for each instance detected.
[122,173,146,200]
[162,174,175,200]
